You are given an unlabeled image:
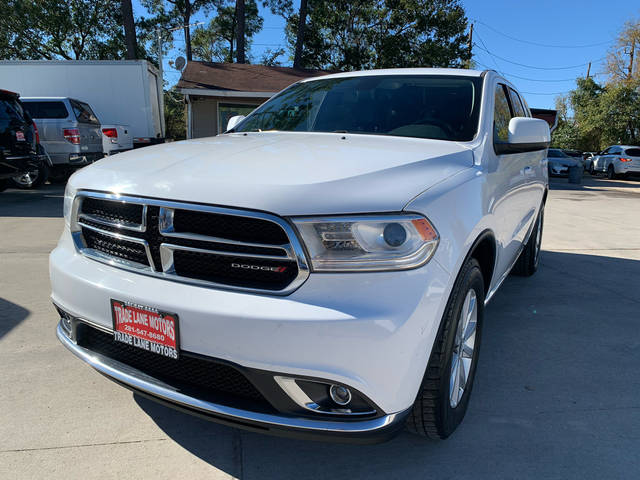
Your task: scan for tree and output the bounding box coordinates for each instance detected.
[235,0,246,63]
[292,0,308,68]
[121,0,139,60]
[285,0,470,71]
[605,18,640,83]
[191,1,263,63]
[0,0,130,60]
[144,0,220,61]
[164,87,186,140]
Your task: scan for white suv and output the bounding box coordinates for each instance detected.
[590,145,640,179]
[51,69,550,443]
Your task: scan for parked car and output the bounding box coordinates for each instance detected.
[583,151,598,172]
[21,97,104,180]
[590,145,640,179]
[0,60,165,148]
[51,69,550,442]
[101,124,133,155]
[0,89,46,191]
[547,148,581,176]
[561,149,585,167]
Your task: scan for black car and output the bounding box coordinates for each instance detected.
[0,89,46,191]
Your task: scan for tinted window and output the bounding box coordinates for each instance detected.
[625,148,640,157]
[493,84,512,144]
[0,98,26,122]
[22,101,69,119]
[508,88,527,117]
[70,99,99,124]
[235,75,483,142]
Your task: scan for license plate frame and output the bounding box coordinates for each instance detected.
[110,299,180,360]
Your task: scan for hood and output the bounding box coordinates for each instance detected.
[70,132,473,216]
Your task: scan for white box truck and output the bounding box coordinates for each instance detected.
[0,60,165,149]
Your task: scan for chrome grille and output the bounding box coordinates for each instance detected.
[71,192,309,294]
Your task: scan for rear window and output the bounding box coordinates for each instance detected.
[70,99,99,125]
[625,148,640,157]
[0,98,26,122]
[23,101,69,119]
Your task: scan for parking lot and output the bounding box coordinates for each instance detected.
[1,175,639,479]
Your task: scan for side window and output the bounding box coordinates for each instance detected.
[508,88,527,117]
[611,147,622,155]
[494,84,513,144]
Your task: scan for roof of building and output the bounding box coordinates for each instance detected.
[177,61,329,94]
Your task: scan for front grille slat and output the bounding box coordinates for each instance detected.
[73,193,308,294]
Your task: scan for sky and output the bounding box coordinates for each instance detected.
[133,0,639,109]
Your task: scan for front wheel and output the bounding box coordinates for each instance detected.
[406,257,484,439]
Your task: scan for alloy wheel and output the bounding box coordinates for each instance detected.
[13,168,39,187]
[449,289,477,408]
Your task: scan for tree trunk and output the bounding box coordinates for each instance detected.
[235,0,245,63]
[121,0,138,60]
[184,3,192,61]
[293,0,308,69]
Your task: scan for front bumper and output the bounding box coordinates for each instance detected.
[56,321,409,443]
[51,225,452,440]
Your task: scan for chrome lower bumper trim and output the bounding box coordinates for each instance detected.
[56,323,407,438]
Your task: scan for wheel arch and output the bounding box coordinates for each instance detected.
[464,230,497,297]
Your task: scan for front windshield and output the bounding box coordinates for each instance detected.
[233,75,483,142]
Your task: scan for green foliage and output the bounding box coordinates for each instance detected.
[552,76,640,151]
[285,0,470,71]
[164,87,186,140]
[191,0,263,63]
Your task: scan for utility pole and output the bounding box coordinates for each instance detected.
[156,27,165,138]
[628,40,635,79]
[586,62,591,79]
[467,23,473,69]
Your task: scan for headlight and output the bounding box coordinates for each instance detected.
[292,214,439,271]
[63,183,77,227]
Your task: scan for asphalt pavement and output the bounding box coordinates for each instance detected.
[1,176,639,479]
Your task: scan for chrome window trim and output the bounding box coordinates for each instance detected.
[70,190,310,296]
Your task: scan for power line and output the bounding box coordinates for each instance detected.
[474,32,504,76]
[474,43,606,70]
[472,19,612,49]
[474,61,601,82]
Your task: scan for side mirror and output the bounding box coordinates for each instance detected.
[226,115,245,132]
[496,117,550,155]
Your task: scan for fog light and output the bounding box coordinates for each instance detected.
[329,384,352,406]
[61,316,72,335]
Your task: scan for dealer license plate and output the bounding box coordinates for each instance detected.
[110,299,179,360]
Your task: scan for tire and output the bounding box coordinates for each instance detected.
[406,257,484,440]
[607,165,617,180]
[11,163,49,189]
[589,163,595,175]
[512,206,544,277]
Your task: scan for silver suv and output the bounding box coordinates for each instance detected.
[21,97,103,177]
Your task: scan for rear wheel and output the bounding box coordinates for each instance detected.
[11,163,49,189]
[607,165,617,180]
[406,257,484,439]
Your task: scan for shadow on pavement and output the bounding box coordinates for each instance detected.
[550,175,640,192]
[0,298,30,339]
[135,250,640,479]
[0,184,64,218]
